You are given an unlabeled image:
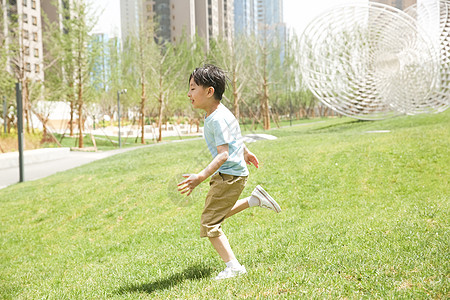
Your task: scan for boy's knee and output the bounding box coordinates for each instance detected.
[200,224,223,238]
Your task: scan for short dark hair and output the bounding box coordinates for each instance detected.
[189,64,227,100]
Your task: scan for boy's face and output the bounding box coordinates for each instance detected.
[187,78,214,110]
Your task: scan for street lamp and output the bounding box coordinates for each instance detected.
[16,83,24,182]
[117,89,127,148]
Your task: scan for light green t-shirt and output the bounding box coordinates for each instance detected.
[203,104,248,176]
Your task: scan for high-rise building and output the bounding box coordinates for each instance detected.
[120,0,145,43]
[256,0,283,26]
[1,0,44,82]
[234,0,285,39]
[218,0,234,40]
[169,0,196,43]
[254,0,286,55]
[372,0,417,10]
[234,0,257,35]
[120,0,234,46]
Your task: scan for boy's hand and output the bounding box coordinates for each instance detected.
[177,174,202,196]
[244,150,259,168]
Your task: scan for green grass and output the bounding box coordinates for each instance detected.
[44,133,201,151]
[0,111,449,299]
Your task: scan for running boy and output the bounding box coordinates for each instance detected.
[177,64,281,280]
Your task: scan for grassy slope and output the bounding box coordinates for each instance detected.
[0,112,448,299]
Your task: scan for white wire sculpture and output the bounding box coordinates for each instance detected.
[299,1,448,120]
[404,0,450,114]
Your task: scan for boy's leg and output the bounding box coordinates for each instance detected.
[209,234,247,280]
[226,185,282,219]
[209,234,235,263]
[225,198,250,219]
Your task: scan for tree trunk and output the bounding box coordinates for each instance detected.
[140,79,146,144]
[157,92,163,142]
[22,79,31,134]
[262,79,270,130]
[232,75,239,119]
[69,82,74,137]
[77,80,83,148]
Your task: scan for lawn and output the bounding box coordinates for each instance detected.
[50,133,201,151]
[0,111,448,299]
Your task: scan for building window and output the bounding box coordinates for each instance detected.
[147,4,152,12]
[34,48,39,58]
[24,46,30,55]
[25,63,31,72]
[32,0,36,9]
[33,32,38,41]
[23,30,29,39]
[23,13,28,23]
[32,16,37,26]
[35,64,40,73]
[172,26,175,31]
[23,0,27,6]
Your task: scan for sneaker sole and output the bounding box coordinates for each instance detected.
[256,185,281,213]
[214,268,247,280]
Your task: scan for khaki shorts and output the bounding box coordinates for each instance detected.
[200,172,248,238]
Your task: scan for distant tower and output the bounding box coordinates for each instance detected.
[119,0,234,46]
[254,0,286,59]
[254,0,286,42]
[234,0,257,35]
[371,0,417,10]
[1,0,44,81]
[120,0,141,42]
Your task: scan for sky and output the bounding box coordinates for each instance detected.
[88,0,366,38]
[88,0,121,37]
[283,0,366,36]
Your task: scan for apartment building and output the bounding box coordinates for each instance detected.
[256,0,283,27]
[120,0,234,46]
[1,0,44,82]
[373,0,417,10]
[254,0,286,57]
[234,0,257,36]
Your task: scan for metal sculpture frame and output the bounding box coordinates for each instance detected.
[404,0,450,114]
[299,1,448,120]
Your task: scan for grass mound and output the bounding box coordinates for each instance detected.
[1,112,448,298]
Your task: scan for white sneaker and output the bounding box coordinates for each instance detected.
[251,185,281,213]
[214,266,247,280]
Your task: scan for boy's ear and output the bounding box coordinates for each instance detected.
[207,87,215,98]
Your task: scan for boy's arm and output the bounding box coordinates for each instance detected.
[243,145,259,168]
[177,144,229,196]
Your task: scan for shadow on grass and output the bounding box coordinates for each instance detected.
[116,264,212,295]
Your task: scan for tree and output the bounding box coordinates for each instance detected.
[73,1,99,147]
[102,37,123,122]
[173,33,207,122]
[208,34,254,121]
[48,0,98,148]
[121,17,158,144]
[0,4,15,128]
[149,41,191,142]
[2,2,35,133]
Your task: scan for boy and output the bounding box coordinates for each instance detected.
[178,64,281,280]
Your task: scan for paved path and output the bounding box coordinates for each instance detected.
[0,132,281,190]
